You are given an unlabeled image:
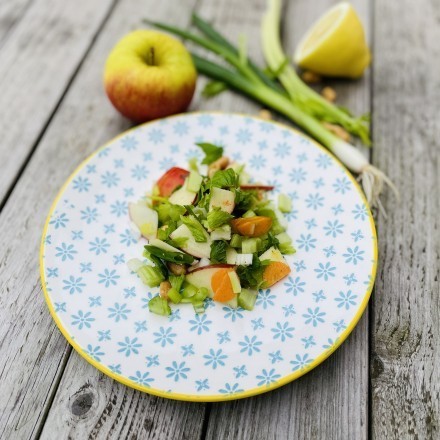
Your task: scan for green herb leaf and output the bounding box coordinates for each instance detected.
[166,236,189,248]
[236,254,269,289]
[210,240,228,263]
[180,215,207,242]
[259,233,280,254]
[234,189,258,212]
[207,207,233,230]
[144,245,195,265]
[211,168,238,188]
[196,142,223,165]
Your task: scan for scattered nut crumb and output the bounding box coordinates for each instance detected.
[323,122,351,142]
[167,262,187,275]
[321,86,337,102]
[159,281,172,299]
[208,156,229,178]
[258,109,272,120]
[301,70,322,84]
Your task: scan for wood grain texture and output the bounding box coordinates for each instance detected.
[0,0,34,45]
[0,0,205,439]
[0,0,116,207]
[371,0,440,438]
[197,0,370,439]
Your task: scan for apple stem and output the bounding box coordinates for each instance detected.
[149,47,155,66]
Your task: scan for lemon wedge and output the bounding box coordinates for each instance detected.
[294,2,371,78]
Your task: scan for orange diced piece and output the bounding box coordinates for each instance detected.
[211,268,236,302]
[262,262,291,288]
[231,216,272,237]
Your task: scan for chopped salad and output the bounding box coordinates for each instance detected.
[127,143,295,316]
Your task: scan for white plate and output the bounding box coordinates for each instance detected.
[40,112,376,401]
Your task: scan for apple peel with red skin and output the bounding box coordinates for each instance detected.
[104,30,197,122]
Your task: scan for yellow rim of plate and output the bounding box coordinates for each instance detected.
[40,111,377,402]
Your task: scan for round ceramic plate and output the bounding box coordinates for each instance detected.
[40,112,376,401]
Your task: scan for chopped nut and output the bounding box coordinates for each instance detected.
[301,70,322,84]
[159,281,172,299]
[323,122,351,142]
[167,262,187,275]
[321,86,337,102]
[208,156,229,178]
[258,109,272,120]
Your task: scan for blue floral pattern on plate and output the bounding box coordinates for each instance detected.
[40,113,376,400]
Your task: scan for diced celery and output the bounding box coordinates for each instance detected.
[187,171,203,193]
[238,289,257,311]
[278,193,292,213]
[228,271,241,294]
[226,247,237,264]
[275,232,292,244]
[137,265,164,287]
[230,234,243,248]
[167,287,182,304]
[193,301,205,314]
[279,243,297,255]
[169,275,185,292]
[182,283,198,298]
[127,258,143,273]
[242,238,258,254]
[193,287,209,302]
[211,224,231,241]
[235,253,253,266]
[242,210,256,218]
[148,296,171,316]
[271,219,286,235]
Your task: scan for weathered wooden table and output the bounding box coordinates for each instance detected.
[0,0,438,438]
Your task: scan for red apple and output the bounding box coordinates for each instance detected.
[104,30,197,122]
[156,167,189,197]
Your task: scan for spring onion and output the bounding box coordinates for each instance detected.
[137,265,165,287]
[262,0,370,144]
[238,288,258,311]
[148,8,396,208]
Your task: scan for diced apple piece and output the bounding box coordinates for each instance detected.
[128,202,158,240]
[149,238,183,254]
[156,167,189,197]
[168,179,197,206]
[259,246,287,263]
[170,224,211,259]
[185,264,234,297]
[225,295,238,308]
[209,187,235,214]
[226,247,237,265]
[186,171,203,193]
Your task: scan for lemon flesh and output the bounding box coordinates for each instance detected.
[294,2,371,78]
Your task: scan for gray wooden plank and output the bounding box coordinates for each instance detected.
[201,0,371,439]
[0,0,206,439]
[0,0,116,207]
[371,0,440,438]
[0,0,34,45]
